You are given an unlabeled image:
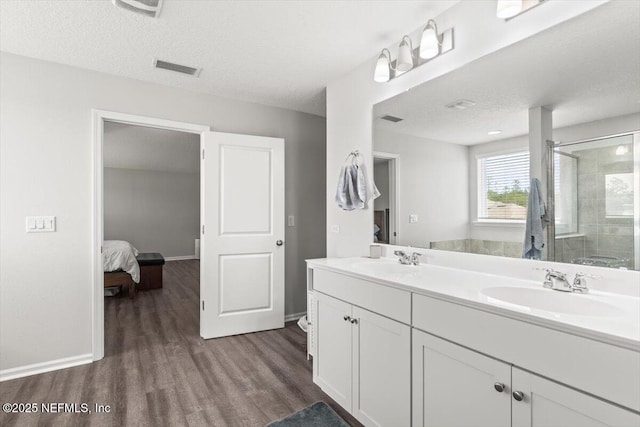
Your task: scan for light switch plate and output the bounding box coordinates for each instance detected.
[287,215,295,227]
[26,216,56,232]
[331,225,340,233]
[409,214,419,223]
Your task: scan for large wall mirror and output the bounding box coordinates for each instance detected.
[372,1,640,270]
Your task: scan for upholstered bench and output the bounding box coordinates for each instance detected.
[136,253,165,290]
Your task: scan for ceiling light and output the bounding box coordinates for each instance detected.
[419,20,441,59]
[374,49,392,83]
[488,130,502,135]
[616,144,628,155]
[112,0,163,18]
[445,99,476,110]
[496,0,523,19]
[396,36,414,72]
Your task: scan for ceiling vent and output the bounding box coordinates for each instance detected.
[445,99,476,110]
[380,115,404,123]
[153,59,202,77]
[112,0,163,18]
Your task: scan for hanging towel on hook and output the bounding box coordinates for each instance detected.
[522,177,549,259]
[335,151,380,210]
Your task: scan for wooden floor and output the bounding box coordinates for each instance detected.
[0,260,362,427]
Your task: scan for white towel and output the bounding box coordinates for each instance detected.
[522,178,549,259]
[335,152,380,210]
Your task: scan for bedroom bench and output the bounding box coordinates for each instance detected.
[136,253,165,290]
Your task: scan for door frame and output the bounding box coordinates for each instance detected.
[373,152,400,245]
[91,109,210,361]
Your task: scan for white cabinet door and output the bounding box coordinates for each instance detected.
[313,292,353,410]
[512,367,640,427]
[352,306,411,427]
[412,329,511,427]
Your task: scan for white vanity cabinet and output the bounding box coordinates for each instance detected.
[413,329,639,427]
[312,290,411,427]
[307,260,640,427]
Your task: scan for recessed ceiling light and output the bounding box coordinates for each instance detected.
[488,130,502,135]
[445,99,476,110]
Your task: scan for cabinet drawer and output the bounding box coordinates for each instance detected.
[312,268,411,324]
[412,293,640,412]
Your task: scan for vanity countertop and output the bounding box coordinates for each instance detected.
[306,257,640,351]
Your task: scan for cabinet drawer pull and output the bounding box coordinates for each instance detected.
[512,391,525,401]
[494,382,505,393]
[350,318,359,325]
[343,315,351,322]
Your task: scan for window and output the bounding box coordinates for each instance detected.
[605,173,634,217]
[477,150,530,221]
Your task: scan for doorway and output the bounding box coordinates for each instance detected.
[373,152,399,245]
[92,110,210,360]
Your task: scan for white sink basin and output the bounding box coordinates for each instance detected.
[352,261,420,277]
[481,286,622,317]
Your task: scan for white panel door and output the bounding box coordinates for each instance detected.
[200,131,285,339]
[352,306,411,427]
[313,292,353,410]
[512,367,640,427]
[412,329,511,427]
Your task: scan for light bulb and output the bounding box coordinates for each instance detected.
[419,23,439,59]
[374,50,391,83]
[496,0,523,19]
[396,36,414,72]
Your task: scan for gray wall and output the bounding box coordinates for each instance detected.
[104,168,200,258]
[0,52,326,372]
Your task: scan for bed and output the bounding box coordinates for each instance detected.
[103,240,141,298]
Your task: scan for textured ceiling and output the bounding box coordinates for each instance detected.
[0,0,459,117]
[374,1,640,145]
[104,122,200,173]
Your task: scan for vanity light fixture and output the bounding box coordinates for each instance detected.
[373,19,454,83]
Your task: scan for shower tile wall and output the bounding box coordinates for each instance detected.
[575,144,634,268]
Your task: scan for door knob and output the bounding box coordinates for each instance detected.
[343,315,351,322]
[512,391,525,401]
[276,240,284,246]
[494,382,505,393]
[350,318,358,324]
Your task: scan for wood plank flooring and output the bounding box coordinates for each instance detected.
[0,260,363,427]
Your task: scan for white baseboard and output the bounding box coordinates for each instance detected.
[0,353,93,382]
[164,255,197,261]
[285,311,307,322]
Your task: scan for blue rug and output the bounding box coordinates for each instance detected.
[266,401,350,427]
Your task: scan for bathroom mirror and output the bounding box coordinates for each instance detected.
[372,1,640,270]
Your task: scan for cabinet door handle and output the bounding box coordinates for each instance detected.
[350,318,358,324]
[512,391,525,401]
[343,315,351,322]
[494,382,505,393]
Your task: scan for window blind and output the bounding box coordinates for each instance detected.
[478,151,530,220]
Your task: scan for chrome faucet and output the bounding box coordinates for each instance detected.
[538,268,572,292]
[536,268,601,293]
[571,272,601,294]
[394,250,421,266]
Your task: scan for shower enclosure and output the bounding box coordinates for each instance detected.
[547,132,640,270]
